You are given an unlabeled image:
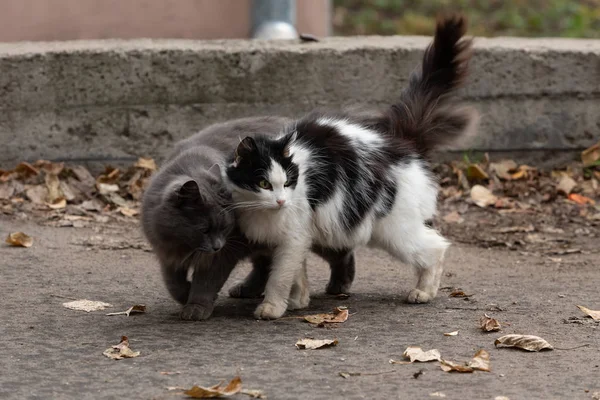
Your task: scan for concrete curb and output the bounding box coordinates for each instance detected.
[1,36,599,166]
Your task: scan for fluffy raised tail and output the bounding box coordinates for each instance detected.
[388,14,479,156]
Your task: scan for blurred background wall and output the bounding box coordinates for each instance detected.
[0,0,331,42]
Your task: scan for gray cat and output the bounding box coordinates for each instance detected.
[141,117,355,320]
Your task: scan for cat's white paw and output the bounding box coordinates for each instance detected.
[407,289,432,304]
[288,292,310,310]
[254,301,287,320]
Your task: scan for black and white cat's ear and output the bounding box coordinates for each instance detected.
[233,137,256,165]
[282,131,297,158]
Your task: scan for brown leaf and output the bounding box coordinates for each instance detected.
[568,193,595,205]
[576,305,600,320]
[492,224,534,234]
[184,376,242,398]
[467,349,491,372]
[556,175,577,196]
[6,232,33,248]
[106,304,146,317]
[466,164,489,181]
[0,180,23,199]
[581,142,600,167]
[490,160,518,179]
[69,165,96,190]
[134,157,157,171]
[118,207,139,217]
[25,185,49,204]
[295,338,338,350]
[304,306,349,325]
[494,334,553,351]
[63,299,112,312]
[480,314,501,332]
[13,162,39,180]
[46,198,67,210]
[45,173,64,203]
[439,359,473,373]
[402,346,441,362]
[470,185,497,207]
[97,167,121,184]
[103,336,140,360]
[449,290,473,298]
[442,211,463,224]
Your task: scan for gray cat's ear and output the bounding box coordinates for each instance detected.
[208,163,222,179]
[283,131,297,158]
[177,180,201,200]
[234,137,256,164]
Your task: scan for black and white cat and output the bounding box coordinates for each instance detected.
[224,15,479,319]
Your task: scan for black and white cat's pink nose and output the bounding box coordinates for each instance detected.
[276,199,286,207]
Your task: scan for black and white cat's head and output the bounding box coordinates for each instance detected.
[154,174,234,253]
[225,134,300,210]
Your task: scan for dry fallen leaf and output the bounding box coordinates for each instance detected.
[304,306,349,325]
[62,299,112,312]
[442,211,464,224]
[103,336,140,360]
[494,334,553,351]
[295,338,338,350]
[184,376,242,398]
[449,290,473,298]
[389,359,412,365]
[466,164,489,180]
[443,331,459,336]
[568,193,595,206]
[429,392,447,398]
[118,207,139,217]
[46,198,67,210]
[581,142,600,167]
[403,346,441,362]
[106,304,146,317]
[26,185,48,204]
[134,157,157,171]
[97,183,119,195]
[439,359,473,373]
[556,175,577,196]
[492,224,535,234]
[490,160,518,180]
[470,185,498,207]
[576,305,600,321]
[480,314,501,332]
[45,173,64,203]
[6,232,33,248]
[467,349,491,372]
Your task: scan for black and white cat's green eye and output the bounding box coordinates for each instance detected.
[259,180,272,190]
[284,181,290,187]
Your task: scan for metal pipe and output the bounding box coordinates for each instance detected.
[251,0,298,39]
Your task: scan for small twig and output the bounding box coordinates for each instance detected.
[554,344,591,351]
[50,294,78,300]
[340,369,397,377]
[444,306,480,311]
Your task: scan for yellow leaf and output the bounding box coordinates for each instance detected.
[576,305,600,320]
[466,164,489,180]
[6,232,33,248]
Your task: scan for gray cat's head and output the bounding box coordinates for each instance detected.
[144,175,234,255]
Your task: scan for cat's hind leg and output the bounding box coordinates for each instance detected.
[228,253,271,299]
[288,259,310,310]
[372,221,449,304]
[312,246,356,295]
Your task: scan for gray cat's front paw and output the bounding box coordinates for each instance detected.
[325,280,352,295]
[180,303,214,321]
[407,289,432,304]
[228,282,264,299]
[254,301,287,320]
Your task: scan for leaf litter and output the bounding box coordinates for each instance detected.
[106,304,146,316]
[103,336,140,360]
[494,334,554,351]
[63,299,112,312]
[295,338,338,350]
[6,232,33,248]
[440,349,491,373]
[480,314,502,332]
[183,376,265,399]
[576,305,600,320]
[303,306,349,326]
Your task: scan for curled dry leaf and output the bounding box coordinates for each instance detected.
[134,157,157,171]
[576,305,600,321]
[106,304,146,317]
[403,346,441,362]
[470,185,497,208]
[46,198,67,210]
[490,160,518,180]
[568,193,595,206]
[389,359,412,365]
[556,175,577,196]
[480,314,501,332]
[467,349,491,372]
[184,376,265,399]
[295,338,338,350]
[304,306,349,325]
[466,164,489,180]
[6,232,33,248]
[439,359,473,373]
[494,334,553,351]
[63,299,112,312]
[45,173,63,203]
[581,142,600,167]
[449,290,473,298]
[443,331,459,336]
[118,207,139,217]
[103,336,140,360]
